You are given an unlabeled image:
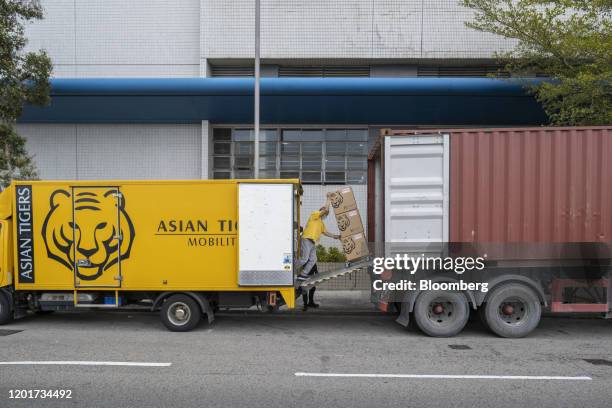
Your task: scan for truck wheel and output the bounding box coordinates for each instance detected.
[0,293,12,325]
[483,283,541,338]
[161,295,201,332]
[413,291,469,337]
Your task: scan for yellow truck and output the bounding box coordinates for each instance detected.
[0,179,302,331]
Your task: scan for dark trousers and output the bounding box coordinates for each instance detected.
[302,264,318,305]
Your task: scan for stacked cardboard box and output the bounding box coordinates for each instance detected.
[328,187,369,262]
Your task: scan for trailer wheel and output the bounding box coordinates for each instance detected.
[0,293,12,325]
[160,295,201,332]
[483,283,541,338]
[413,291,469,337]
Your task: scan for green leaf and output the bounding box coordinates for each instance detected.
[0,0,51,187]
[462,0,611,125]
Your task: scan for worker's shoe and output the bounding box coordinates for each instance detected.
[307,302,319,308]
[302,304,308,312]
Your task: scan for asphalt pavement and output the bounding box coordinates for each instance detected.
[0,291,611,408]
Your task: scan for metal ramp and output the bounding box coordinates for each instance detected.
[298,259,371,288]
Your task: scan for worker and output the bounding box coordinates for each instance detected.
[297,201,341,311]
[300,264,319,311]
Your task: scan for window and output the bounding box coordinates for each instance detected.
[212,128,368,184]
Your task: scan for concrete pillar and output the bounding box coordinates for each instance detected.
[201,120,211,179]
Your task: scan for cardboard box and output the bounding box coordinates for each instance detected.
[336,209,364,237]
[328,187,357,215]
[341,232,369,262]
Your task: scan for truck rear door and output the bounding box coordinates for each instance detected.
[237,183,295,286]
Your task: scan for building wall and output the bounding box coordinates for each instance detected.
[18,1,503,254]
[202,0,513,60]
[17,124,203,180]
[24,0,512,79]
[24,0,200,78]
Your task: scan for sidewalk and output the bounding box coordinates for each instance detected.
[287,290,376,313]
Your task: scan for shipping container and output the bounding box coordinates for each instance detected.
[368,127,612,337]
[369,126,612,244]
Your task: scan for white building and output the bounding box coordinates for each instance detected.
[18,1,536,247]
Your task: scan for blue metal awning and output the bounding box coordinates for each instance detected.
[19,77,548,125]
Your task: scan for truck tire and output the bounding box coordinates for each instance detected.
[0,293,12,325]
[413,291,469,337]
[160,294,201,332]
[483,283,541,338]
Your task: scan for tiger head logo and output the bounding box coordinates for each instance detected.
[341,237,356,254]
[42,189,135,281]
[329,192,343,209]
[336,214,350,232]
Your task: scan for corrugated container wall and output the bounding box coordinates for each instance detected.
[450,127,612,243]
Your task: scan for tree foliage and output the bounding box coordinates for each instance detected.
[316,244,347,263]
[0,0,52,186]
[462,0,611,125]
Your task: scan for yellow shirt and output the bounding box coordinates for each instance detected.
[302,211,327,242]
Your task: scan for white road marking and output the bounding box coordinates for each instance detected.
[295,373,592,381]
[0,361,171,367]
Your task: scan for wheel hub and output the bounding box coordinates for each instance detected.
[168,302,191,326]
[501,304,514,315]
[175,308,186,320]
[432,304,445,314]
[427,299,455,325]
[497,298,527,324]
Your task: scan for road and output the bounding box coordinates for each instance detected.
[0,292,611,408]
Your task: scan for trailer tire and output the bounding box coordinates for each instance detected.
[0,293,12,325]
[483,283,541,338]
[413,291,469,337]
[160,295,201,332]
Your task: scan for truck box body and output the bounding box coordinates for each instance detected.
[0,180,299,302]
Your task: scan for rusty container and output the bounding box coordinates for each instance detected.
[449,126,612,243]
[368,126,612,246]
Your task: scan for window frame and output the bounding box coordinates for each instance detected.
[212,127,368,185]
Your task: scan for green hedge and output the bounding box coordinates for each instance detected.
[316,244,347,263]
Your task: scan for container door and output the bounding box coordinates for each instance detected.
[384,134,449,244]
[237,183,294,286]
[72,186,123,288]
